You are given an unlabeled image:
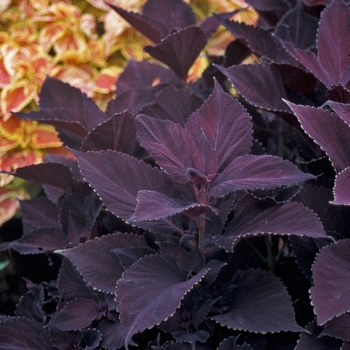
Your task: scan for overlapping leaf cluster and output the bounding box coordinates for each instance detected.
[1,0,350,349]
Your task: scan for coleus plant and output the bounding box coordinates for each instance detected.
[1,0,350,348]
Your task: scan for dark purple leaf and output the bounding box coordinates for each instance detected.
[218,18,296,64]
[286,101,350,172]
[216,64,290,113]
[49,298,103,331]
[142,0,196,33]
[15,282,45,323]
[116,253,210,348]
[98,319,127,350]
[172,330,210,345]
[110,5,167,43]
[186,80,252,171]
[57,258,98,301]
[275,3,318,49]
[11,227,68,254]
[116,60,182,95]
[320,313,350,341]
[332,167,350,205]
[135,115,194,183]
[38,77,106,129]
[106,85,164,116]
[213,201,327,251]
[0,318,53,350]
[76,150,182,221]
[58,233,147,294]
[144,26,207,80]
[310,239,350,325]
[49,329,81,350]
[280,0,350,87]
[80,329,102,350]
[110,246,155,270]
[209,155,314,198]
[20,197,60,230]
[211,269,304,333]
[325,100,350,127]
[245,0,289,11]
[14,162,82,192]
[295,319,343,350]
[141,86,203,126]
[217,336,252,350]
[327,84,350,103]
[60,191,102,244]
[82,111,137,154]
[131,190,218,222]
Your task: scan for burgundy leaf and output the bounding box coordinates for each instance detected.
[15,283,45,323]
[116,60,182,95]
[215,64,290,113]
[310,239,350,325]
[327,84,350,103]
[280,0,350,87]
[131,190,218,222]
[11,228,69,254]
[141,86,203,126]
[14,163,82,192]
[286,101,350,172]
[57,258,98,301]
[213,201,327,251]
[144,26,207,80]
[106,85,164,116]
[58,233,147,294]
[135,115,195,183]
[49,298,103,331]
[82,111,137,154]
[110,246,155,270]
[192,130,218,181]
[295,319,343,350]
[326,101,350,127]
[218,18,296,64]
[49,329,81,350]
[76,150,182,222]
[321,313,350,341]
[142,0,196,33]
[98,319,127,350]
[20,197,60,230]
[209,155,314,198]
[60,191,102,244]
[332,167,350,205]
[110,5,167,43]
[245,0,289,11]
[0,318,53,350]
[275,3,318,49]
[116,253,210,348]
[211,269,304,333]
[186,80,252,171]
[38,77,106,129]
[217,336,252,350]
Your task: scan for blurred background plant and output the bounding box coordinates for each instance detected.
[0,0,256,228]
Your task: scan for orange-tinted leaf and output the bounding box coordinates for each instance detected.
[1,80,37,120]
[54,31,87,53]
[0,59,10,87]
[30,123,62,149]
[1,148,44,172]
[39,22,66,51]
[94,67,120,93]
